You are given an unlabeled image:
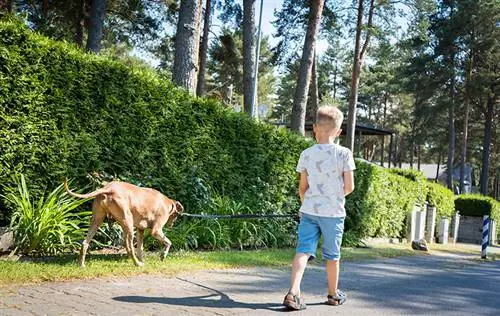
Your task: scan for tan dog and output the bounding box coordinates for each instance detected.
[64,180,184,268]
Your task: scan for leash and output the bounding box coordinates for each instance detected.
[181,212,298,220]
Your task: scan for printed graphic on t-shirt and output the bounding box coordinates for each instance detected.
[296,144,355,217]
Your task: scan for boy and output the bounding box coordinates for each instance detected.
[283,106,355,310]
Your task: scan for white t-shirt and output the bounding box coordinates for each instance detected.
[296,143,356,217]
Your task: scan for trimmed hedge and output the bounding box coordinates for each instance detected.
[426,181,455,219]
[0,19,305,215]
[345,161,427,242]
[454,194,500,222]
[0,19,433,249]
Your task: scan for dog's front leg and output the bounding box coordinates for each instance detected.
[135,229,145,262]
[151,228,172,260]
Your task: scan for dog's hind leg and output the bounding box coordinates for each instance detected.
[151,226,172,260]
[79,203,105,268]
[123,223,144,267]
[135,229,145,262]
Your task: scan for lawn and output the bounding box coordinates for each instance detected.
[0,242,492,285]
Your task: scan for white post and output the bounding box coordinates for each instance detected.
[437,217,449,244]
[407,204,419,242]
[415,207,426,240]
[490,220,497,245]
[425,205,437,243]
[452,211,460,243]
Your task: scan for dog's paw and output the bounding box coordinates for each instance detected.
[135,261,145,267]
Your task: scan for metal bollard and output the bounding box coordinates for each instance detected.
[481,215,490,259]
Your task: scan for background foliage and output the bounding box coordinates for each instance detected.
[426,181,455,219]
[0,20,456,252]
[454,194,500,222]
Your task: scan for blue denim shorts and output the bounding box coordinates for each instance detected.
[296,213,345,260]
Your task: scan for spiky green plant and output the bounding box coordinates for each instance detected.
[2,175,91,255]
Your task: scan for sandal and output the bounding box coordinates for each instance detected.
[283,292,306,310]
[326,289,347,306]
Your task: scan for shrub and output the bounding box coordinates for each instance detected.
[345,160,427,243]
[0,19,436,251]
[1,175,90,255]
[454,194,500,222]
[0,19,307,251]
[426,181,455,218]
[389,168,428,206]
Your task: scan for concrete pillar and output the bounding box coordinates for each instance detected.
[451,211,460,243]
[490,220,497,245]
[437,217,449,244]
[425,205,437,243]
[415,206,427,241]
[407,204,420,242]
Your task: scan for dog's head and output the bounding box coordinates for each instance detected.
[167,201,184,228]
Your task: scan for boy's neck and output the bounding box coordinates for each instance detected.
[315,134,337,144]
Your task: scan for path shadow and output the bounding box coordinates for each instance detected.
[113,277,325,312]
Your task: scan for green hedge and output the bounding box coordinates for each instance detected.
[426,181,455,218]
[345,161,427,242]
[0,19,307,249]
[0,19,305,213]
[454,194,500,222]
[0,19,434,249]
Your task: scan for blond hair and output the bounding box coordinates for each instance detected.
[315,106,344,130]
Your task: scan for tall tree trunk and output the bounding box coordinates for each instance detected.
[0,0,13,13]
[307,50,319,122]
[409,141,414,168]
[346,0,375,150]
[459,50,473,194]
[43,0,49,18]
[243,0,256,115]
[480,93,495,194]
[435,151,442,182]
[333,59,338,99]
[383,92,388,124]
[446,54,456,191]
[417,145,421,171]
[173,0,202,94]
[86,0,107,53]
[74,0,86,47]
[196,0,212,97]
[290,0,324,135]
[398,136,404,168]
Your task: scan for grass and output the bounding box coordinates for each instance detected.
[0,243,417,285]
[0,242,494,285]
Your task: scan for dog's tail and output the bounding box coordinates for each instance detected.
[64,179,110,199]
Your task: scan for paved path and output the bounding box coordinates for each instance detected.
[1,251,499,315]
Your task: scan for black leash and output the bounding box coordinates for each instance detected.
[181,213,297,220]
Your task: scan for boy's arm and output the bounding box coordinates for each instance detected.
[343,170,354,196]
[299,171,309,203]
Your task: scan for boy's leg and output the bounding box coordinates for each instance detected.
[319,217,345,296]
[289,253,310,295]
[326,259,340,295]
[287,213,320,295]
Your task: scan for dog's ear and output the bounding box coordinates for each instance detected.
[175,201,184,213]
